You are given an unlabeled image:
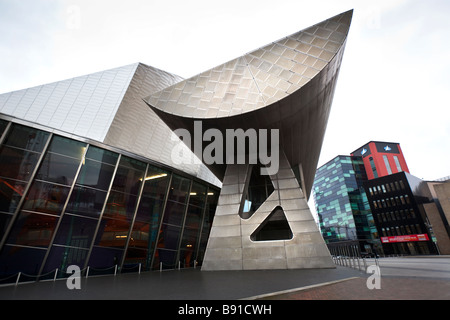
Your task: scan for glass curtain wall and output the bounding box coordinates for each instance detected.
[0,119,219,283]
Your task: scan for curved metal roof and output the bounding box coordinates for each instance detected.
[145,10,353,197]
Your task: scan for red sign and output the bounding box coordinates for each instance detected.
[381,234,429,243]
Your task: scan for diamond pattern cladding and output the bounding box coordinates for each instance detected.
[146,11,352,118]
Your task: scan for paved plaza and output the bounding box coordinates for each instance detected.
[0,256,449,300]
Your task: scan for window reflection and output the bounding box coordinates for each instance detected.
[180,227,199,255]
[153,249,177,270]
[66,186,107,218]
[127,221,151,249]
[88,246,124,272]
[141,166,170,200]
[6,211,58,248]
[95,217,132,249]
[77,159,116,190]
[23,181,70,215]
[103,191,138,220]
[111,156,145,195]
[3,124,50,153]
[0,146,41,181]
[0,245,47,277]
[35,152,81,186]
[163,201,186,226]
[135,196,164,223]
[0,178,26,213]
[157,224,181,250]
[53,214,98,248]
[85,146,118,165]
[46,136,87,160]
[167,175,190,204]
[42,245,89,279]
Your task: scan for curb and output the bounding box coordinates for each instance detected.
[240,277,361,300]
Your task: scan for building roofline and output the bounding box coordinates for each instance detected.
[350,141,401,155]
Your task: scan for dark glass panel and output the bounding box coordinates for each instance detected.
[6,211,58,248]
[76,159,115,190]
[85,146,118,165]
[163,201,186,226]
[123,248,150,272]
[0,178,26,213]
[3,124,49,152]
[47,135,87,159]
[0,146,40,181]
[184,205,203,230]
[88,246,124,274]
[126,221,155,251]
[157,223,181,250]
[141,166,170,200]
[153,249,177,270]
[111,165,144,195]
[103,191,138,220]
[53,214,98,248]
[35,152,81,186]
[41,245,89,279]
[119,156,147,171]
[167,175,190,203]
[180,227,199,252]
[0,245,46,280]
[135,196,164,223]
[0,119,8,136]
[22,181,70,215]
[242,164,274,218]
[65,186,107,218]
[0,213,12,236]
[197,189,219,265]
[179,248,196,268]
[188,182,207,208]
[94,217,132,249]
[250,206,293,241]
[125,222,157,269]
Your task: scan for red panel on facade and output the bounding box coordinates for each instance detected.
[351,141,410,180]
[381,234,429,243]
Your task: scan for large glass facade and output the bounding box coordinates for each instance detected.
[0,119,219,283]
[313,156,379,255]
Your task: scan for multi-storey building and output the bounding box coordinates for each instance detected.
[312,155,380,256]
[365,172,445,255]
[351,141,409,180]
[315,140,448,256]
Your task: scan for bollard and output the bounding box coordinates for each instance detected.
[54,268,58,281]
[86,266,90,278]
[160,262,162,272]
[138,263,141,274]
[114,264,118,276]
[15,272,21,286]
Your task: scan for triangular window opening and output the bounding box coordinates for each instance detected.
[240,163,274,219]
[251,206,293,241]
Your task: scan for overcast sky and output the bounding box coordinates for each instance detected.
[0,0,449,187]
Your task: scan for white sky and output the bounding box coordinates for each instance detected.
[0,0,449,187]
